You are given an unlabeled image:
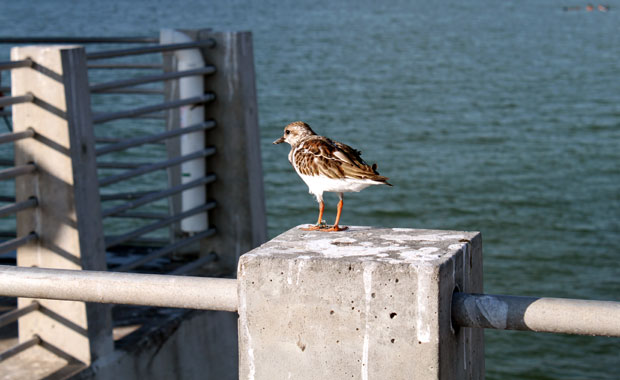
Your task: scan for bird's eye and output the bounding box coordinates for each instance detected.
[285,130,290,135]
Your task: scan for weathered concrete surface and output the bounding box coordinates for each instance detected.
[238,226,484,380]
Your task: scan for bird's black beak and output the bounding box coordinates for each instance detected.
[273,136,285,144]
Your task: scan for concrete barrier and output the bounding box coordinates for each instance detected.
[237,226,484,380]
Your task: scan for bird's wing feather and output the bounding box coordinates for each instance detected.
[293,137,390,183]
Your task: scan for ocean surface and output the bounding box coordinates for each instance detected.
[0,0,619,378]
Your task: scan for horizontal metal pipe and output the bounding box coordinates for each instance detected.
[0,36,157,43]
[0,335,41,361]
[96,120,215,156]
[98,162,148,169]
[111,211,168,219]
[129,114,166,119]
[91,88,165,95]
[86,40,215,60]
[105,202,216,249]
[87,63,163,69]
[0,265,238,312]
[0,301,39,329]
[90,66,215,93]
[0,128,34,145]
[93,93,215,124]
[0,198,38,218]
[452,292,620,337]
[0,59,33,71]
[100,190,156,201]
[168,253,218,276]
[101,174,215,217]
[0,232,37,255]
[0,93,34,108]
[114,228,216,272]
[0,163,36,181]
[99,147,215,187]
[113,237,170,246]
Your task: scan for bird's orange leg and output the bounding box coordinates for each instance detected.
[325,196,348,232]
[301,201,326,231]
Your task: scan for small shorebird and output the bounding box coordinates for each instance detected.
[273,121,392,232]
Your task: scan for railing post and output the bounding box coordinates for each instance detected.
[162,29,267,272]
[200,30,267,272]
[238,226,485,379]
[11,45,113,364]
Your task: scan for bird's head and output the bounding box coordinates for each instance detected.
[273,121,316,146]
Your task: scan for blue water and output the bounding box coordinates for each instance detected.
[1,1,619,378]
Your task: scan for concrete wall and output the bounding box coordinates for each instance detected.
[238,226,484,380]
[75,310,238,380]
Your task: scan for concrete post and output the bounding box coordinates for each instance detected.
[162,29,267,273]
[11,45,113,364]
[197,29,267,273]
[238,226,484,380]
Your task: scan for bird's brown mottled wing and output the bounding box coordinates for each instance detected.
[294,137,391,184]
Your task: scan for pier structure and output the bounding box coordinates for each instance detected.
[0,29,265,378]
[0,31,619,380]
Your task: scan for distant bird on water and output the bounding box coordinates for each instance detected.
[273,121,392,232]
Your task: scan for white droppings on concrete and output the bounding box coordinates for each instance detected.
[399,247,441,263]
[449,243,465,251]
[381,234,432,242]
[392,227,416,232]
[238,283,255,380]
[416,265,434,343]
[348,226,373,231]
[332,237,357,244]
[306,238,402,258]
[361,262,375,380]
[462,243,469,293]
[441,234,467,240]
[287,261,294,285]
[383,233,466,243]
[296,259,305,286]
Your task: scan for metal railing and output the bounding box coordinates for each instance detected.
[0,34,223,366]
[0,30,266,374]
[0,265,237,311]
[0,57,39,258]
[92,93,215,123]
[0,265,618,339]
[452,292,620,337]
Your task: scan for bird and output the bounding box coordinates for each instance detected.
[273,121,392,232]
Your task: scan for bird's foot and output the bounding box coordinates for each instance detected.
[300,221,328,231]
[323,225,348,232]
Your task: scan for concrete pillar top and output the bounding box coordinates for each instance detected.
[241,225,478,266]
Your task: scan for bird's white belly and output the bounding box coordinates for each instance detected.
[298,173,378,196]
